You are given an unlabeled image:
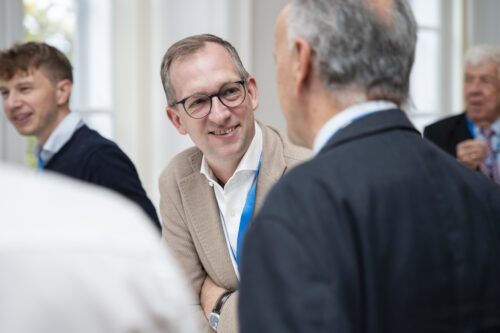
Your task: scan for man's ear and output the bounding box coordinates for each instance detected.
[56,79,72,105]
[292,37,313,95]
[166,106,187,135]
[245,76,259,111]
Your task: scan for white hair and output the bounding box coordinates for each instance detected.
[465,44,500,79]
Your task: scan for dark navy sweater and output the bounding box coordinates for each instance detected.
[44,125,161,231]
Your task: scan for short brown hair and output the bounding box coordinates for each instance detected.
[160,34,249,106]
[0,42,73,83]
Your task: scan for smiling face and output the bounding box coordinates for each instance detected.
[166,42,258,170]
[464,60,500,127]
[0,68,71,145]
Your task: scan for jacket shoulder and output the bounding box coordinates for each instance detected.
[424,113,465,133]
[159,146,202,186]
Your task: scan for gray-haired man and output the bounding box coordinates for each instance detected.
[239,1,500,332]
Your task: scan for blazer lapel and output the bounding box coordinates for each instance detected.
[178,151,238,288]
[255,124,288,213]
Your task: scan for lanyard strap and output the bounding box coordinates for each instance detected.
[465,115,475,138]
[235,155,261,268]
[38,156,44,172]
[219,154,262,272]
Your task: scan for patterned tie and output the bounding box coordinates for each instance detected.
[479,126,500,184]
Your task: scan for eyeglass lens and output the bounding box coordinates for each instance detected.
[184,82,245,118]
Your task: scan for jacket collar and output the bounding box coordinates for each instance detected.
[319,109,420,154]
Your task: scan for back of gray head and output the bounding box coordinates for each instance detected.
[288,0,417,104]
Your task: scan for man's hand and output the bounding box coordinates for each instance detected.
[200,275,228,319]
[456,139,487,169]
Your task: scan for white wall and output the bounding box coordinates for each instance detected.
[250,0,288,132]
[0,0,25,165]
[467,0,500,47]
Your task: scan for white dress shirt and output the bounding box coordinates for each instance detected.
[313,100,398,154]
[200,122,263,277]
[0,163,199,333]
[35,111,84,166]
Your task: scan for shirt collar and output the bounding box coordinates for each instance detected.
[469,116,500,137]
[201,121,263,183]
[35,112,84,164]
[313,100,397,154]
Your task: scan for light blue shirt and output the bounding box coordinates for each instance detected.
[471,117,500,170]
[34,112,84,168]
[313,100,398,154]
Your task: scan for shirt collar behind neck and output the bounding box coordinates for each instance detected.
[201,121,263,184]
[313,100,397,154]
[468,116,500,137]
[35,112,84,164]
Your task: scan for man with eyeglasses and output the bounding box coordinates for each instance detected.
[159,34,311,332]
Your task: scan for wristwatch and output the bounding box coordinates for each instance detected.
[209,291,233,331]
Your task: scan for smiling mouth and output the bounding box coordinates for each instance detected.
[12,113,32,123]
[468,101,484,107]
[211,126,238,135]
[14,114,30,121]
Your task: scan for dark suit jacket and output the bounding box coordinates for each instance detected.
[423,112,472,157]
[45,125,160,230]
[239,109,500,333]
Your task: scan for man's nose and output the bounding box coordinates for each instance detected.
[467,79,482,93]
[208,96,231,122]
[4,91,22,110]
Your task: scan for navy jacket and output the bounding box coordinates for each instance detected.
[45,125,160,230]
[240,109,500,333]
[423,112,472,157]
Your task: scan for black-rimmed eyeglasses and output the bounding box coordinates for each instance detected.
[171,81,246,119]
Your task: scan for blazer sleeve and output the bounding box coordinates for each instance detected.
[159,167,213,332]
[85,146,161,230]
[217,291,239,333]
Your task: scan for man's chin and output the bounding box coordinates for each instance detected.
[14,127,35,137]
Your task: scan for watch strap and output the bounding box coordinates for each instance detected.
[211,290,233,315]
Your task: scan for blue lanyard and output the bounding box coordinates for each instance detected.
[465,116,475,138]
[236,155,261,268]
[38,156,44,172]
[219,154,262,271]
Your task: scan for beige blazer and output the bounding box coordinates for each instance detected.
[159,123,312,333]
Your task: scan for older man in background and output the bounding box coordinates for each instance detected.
[425,44,500,184]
